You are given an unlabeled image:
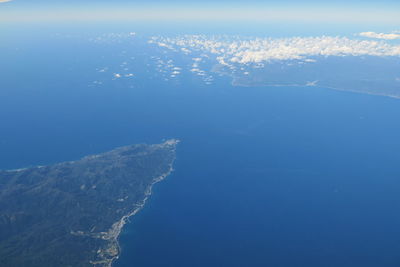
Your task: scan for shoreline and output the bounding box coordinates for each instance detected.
[1,139,179,267]
[211,64,400,100]
[95,142,179,267]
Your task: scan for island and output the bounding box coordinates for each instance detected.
[0,139,179,267]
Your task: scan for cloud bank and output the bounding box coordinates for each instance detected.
[150,35,400,64]
[0,0,13,2]
[359,31,400,40]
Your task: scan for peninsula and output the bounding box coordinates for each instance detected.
[0,139,179,267]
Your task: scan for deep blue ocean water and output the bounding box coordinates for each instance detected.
[113,85,400,267]
[2,29,400,267]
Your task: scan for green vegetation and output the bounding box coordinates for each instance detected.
[0,140,178,267]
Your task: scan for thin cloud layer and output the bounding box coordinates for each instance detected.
[359,31,400,40]
[150,35,400,64]
[0,0,13,2]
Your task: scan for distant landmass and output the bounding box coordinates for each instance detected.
[212,56,400,99]
[0,139,179,267]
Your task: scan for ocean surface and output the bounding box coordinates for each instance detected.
[2,28,400,267]
[113,85,400,267]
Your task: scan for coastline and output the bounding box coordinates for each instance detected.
[211,64,400,100]
[0,139,179,267]
[93,140,179,267]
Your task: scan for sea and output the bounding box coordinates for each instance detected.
[2,24,400,267]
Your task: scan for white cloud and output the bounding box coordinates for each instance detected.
[181,47,191,54]
[306,80,318,86]
[304,59,317,63]
[151,35,400,64]
[0,0,13,2]
[359,31,400,40]
[97,67,108,73]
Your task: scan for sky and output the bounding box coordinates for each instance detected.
[1,0,399,25]
[0,0,399,39]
